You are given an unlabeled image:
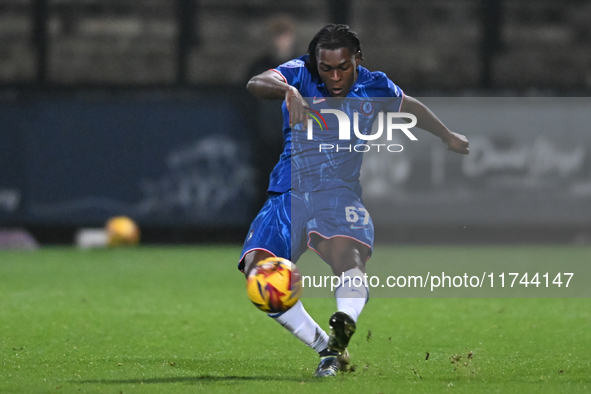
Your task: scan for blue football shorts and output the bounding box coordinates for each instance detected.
[238,188,374,271]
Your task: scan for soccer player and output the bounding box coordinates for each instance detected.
[239,24,469,377]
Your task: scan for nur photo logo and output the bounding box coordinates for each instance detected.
[301,98,418,153]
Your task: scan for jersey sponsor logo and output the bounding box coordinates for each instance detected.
[312,97,326,104]
[280,59,305,68]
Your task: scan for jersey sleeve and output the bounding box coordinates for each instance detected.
[272,58,309,92]
[387,78,404,111]
[387,78,404,98]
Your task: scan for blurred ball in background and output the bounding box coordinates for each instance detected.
[105,216,140,247]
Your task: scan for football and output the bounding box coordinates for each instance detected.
[105,216,140,247]
[246,257,302,313]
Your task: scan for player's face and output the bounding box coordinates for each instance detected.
[316,47,360,97]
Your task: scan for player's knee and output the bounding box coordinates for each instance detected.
[331,258,365,276]
[327,246,367,276]
[242,250,275,277]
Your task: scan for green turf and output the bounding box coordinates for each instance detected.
[1,245,590,393]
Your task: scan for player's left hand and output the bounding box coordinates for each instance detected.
[442,132,469,154]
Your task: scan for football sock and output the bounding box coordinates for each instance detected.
[269,300,329,353]
[335,268,369,323]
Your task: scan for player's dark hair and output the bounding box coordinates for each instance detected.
[307,24,363,77]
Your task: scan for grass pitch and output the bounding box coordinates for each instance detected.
[1,245,590,393]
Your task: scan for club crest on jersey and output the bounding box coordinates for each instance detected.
[360,101,374,116]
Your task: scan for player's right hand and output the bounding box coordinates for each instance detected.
[285,86,309,128]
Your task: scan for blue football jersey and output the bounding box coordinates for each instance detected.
[267,55,404,194]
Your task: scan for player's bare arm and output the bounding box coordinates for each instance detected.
[246,70,308,127]
[400,95,469,154]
